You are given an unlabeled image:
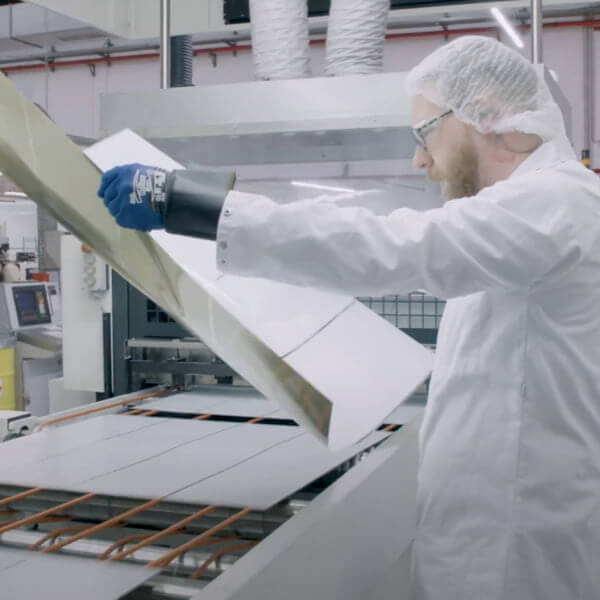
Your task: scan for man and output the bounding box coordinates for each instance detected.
[98,36,600,599]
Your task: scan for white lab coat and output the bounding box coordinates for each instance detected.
[216,139,600,600]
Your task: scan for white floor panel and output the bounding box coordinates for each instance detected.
[0,548,157,600]
[170,431,389,509]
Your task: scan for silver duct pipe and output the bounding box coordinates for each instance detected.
[325,0,389,76]
[248,0,311,80]
[170,35,193,87]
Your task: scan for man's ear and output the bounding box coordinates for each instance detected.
[496,132,542,156]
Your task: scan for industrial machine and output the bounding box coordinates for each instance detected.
[0,2,573,599]
[0,281,62,416]
[0,282,53,333]
[0,384,422,600]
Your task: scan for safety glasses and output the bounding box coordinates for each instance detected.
[412,110,453,150]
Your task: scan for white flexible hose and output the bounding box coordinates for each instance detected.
[325,0,389,76]
[249,0,311,80]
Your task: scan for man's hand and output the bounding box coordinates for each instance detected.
[98,163,168,231]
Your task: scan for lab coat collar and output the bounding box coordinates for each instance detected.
[509,136,576,180]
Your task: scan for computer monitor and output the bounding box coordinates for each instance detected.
[12,285,52,328]
[0,282,54,333]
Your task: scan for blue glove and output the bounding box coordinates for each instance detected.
[97,163,168,231]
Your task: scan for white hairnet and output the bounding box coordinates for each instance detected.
[405,35,566,142]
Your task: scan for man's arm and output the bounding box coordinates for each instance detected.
[99,165,582,299]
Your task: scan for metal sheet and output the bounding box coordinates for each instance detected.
[286,302,433,450]
[170,431,389,510]
[0,72,334,445]
[0,418,236,491]
[69,423,303,503]
[84,129,433,450]
[84,130,352,359]
[0,548,158,600]
[0,72,433,449]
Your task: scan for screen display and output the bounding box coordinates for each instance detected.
[12,285,52,327]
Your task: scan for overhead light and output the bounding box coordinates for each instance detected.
[490,7,524,49]
[290,181,356,193]
[4,191,27,197]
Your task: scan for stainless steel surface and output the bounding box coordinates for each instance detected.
[99,72,414,166]
[22,0,600,40]
[531,0,543,63]
[160,0,171,89]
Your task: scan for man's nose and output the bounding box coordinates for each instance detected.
[412,145,433,169]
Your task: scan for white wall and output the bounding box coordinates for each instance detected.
[3,27,597,162]
[0,200,37,252]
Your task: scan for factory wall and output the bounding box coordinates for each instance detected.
[3,26,597,164]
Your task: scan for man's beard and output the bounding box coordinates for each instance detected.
[428,140,480,201]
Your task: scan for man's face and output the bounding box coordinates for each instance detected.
[411,95,480,201]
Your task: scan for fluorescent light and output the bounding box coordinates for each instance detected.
[4,191,27,197]
[290,181,356,193]
[490,7,524,49]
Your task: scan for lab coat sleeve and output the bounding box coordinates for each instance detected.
[215,173,582,299]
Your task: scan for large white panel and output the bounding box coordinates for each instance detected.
[170,431,388,509]
[0,548,158,600]
[77,423,302,501]
[286,302,432,450]
[0,414,160,468]
[0,418,236,490]
[85,130,353,357]
[83,130,433,448]
[0,549,27,573]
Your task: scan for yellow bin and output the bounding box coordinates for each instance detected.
[0,347,15,411]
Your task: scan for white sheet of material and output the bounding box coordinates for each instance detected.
[142,387,288,419]
[0,70,432,449]
[0,548,158,600]
[85,129,433,449]
[0,417,388,509]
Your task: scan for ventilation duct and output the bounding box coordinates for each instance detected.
[325,0,389,76]
[249,0,311,80]
[170,34,193,87]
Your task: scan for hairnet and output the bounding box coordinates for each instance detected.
[405,35,566,142]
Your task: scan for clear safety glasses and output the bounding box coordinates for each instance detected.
[412,110,453,150]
